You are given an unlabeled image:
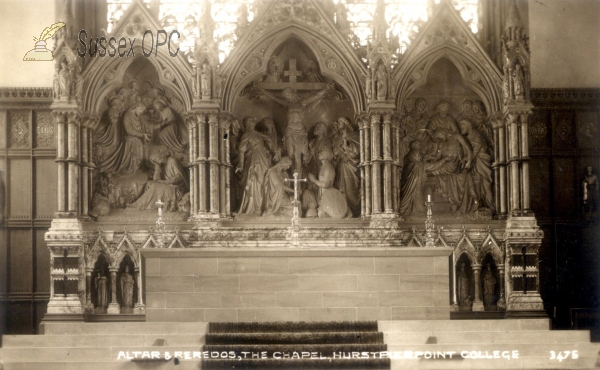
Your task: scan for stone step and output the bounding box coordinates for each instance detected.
[1,334,205,348]
[0,346,202,362]
[209,320,379,333]
[1,360,199,370]
[205,332,385,345]
[40,321,208,335]
[384,330,591,345]
[378,319,550,332]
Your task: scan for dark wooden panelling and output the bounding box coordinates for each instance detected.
[576,111,599,150]
[35,158,57,219]
[8,158,31,219]
[7,302,33,334]
[0,228,6,294]
[551,111,576,150]
[9,229,33,293]
[529,157,552,218]
[553,157,578,220]
[35,229,50,294]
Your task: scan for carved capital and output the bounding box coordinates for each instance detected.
[66,111,81,125]
[219,114,232,130]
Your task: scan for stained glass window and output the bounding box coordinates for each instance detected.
[107,0,479,60]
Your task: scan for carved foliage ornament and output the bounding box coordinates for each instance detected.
[36,111,55,148]
[529,117,547,146]
[10,111,29,148]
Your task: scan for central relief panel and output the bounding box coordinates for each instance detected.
[231,38,358,220]
[90,58,190,221]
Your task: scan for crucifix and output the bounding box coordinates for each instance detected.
[284,171,307,247]
[284,59,303,83]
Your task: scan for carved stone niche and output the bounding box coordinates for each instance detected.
[232,37,358,220]
[399,58,495,221]
[90,58,190,222]
[481,254,500,311]
[456,253,474,311]
[92,254,110,314]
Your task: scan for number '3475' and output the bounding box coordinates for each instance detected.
[550,351,578,362]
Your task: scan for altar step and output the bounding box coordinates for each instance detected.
[0,319,598,369]
[200,320,390,369]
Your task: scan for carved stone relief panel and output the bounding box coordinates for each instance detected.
[233,38,357,219]
[90,58,189,221]
[35,111,55,148]
[9,111,30,148]
[400,58,494,220]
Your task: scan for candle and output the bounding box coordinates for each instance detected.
[428,194,431,202]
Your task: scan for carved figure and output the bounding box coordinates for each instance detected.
[57,59,71,98]
[375,64,387,100]
[365,74,372,99]
[302,122,332,218]
[304,59,324,83]
[120,265,135,308]
[260,117,282,163]
[334,1,350,35]
[308,147,350,218]
[458,263,471,308]
[201,63,211,98]
[502,66,511,102]
[262,157,294,217]
[236,117,273,215]
[235,3,249,39]
[427,101,460,133]
[430,128,474,212]
[254,83,334,177]
[472,101,493,147]
[410,98,429,131]
[151,98,188,156]
[482,263,497,309]
[512,63,525,99]
[129,148,188,211]
[399,134,452,215]
[332,117,360,216]
[263,56,282,83]
[456,100,473,124]
[95,272,109,308]
[583,166,599,219]
[459,119,495,211]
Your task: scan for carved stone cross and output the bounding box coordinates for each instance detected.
[284,59,303,83]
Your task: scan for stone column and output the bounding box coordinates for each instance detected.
[80,120,89,217]
[197,113,207,214]
[220,115,232,217]
[358,117,367,218]
[208,113,220,215]
[382,113,393,214]
[364,120,372,217]
[497,264,506,310]
[218,116,227,217]
[520,112,531,212]
[507,113,520,213]
[85,267,93,313]
[188,115,197,216]
[54,112,67,213]
[472,264,484,311]
[392,115,401,214]
[66,112,79,213]
[370,113,382,214]
[107,268,119,314]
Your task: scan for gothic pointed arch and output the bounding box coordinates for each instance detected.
[393,0,502,114]
[113,230,139,268]
[218,0,367,113]
[455,230,477,266]
[79,0,193,114]
[480,229,504,266]
[85,231,112,268]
